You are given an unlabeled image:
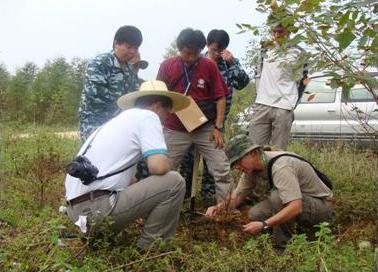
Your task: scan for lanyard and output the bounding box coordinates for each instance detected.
[181,58,200,95]
[181,61,192,95]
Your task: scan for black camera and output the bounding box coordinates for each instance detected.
[66,155,99,185]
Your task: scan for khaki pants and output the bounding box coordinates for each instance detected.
[164,123,232,200]
[248,190,333,250]
[67,171,185,249]
[249,103,294,150]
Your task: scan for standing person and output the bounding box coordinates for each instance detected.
[157,28,232,202]
[79,25,148,142]
[206,29,250,116]
[65,80,190,250]
[249,21,307,150]
[206,134,333,252]
[180,29,250,201]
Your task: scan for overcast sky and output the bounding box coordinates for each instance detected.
[0,0,266,79]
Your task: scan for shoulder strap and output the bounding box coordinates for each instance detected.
[295,63,309,109]
[96,161,138,180]
[294,45,309,109]
[81,126,138,181]
[82,126,103,156]
[267,153,333,190]
[255,47,266,79]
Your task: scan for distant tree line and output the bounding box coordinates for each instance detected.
[0,57,87,126]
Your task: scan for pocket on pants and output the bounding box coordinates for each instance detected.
[67,195,114,228]
[299,196,331,226]
[298,197,316,225]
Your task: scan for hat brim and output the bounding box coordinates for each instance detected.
[117,90,190,112]
[230,145,261,166]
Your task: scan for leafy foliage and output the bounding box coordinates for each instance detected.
[163,39,179,60]
[241,0,378,102]
[0,57,87,125]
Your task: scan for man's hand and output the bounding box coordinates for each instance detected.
[221,49,234,64]
[209,128,224,149]
[242,221,264,235]
[129,52,141,73]
[303,78,311,86]
[205,205,223,217]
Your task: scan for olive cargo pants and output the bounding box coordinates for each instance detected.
[248,190,333,250]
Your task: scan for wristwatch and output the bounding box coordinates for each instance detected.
[261,221,270,230]
[214,125,223,131]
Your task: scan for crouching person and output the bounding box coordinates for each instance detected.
[206,134,333,252]
[65,80,190,250]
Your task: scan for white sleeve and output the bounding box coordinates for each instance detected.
[139,114,168,158]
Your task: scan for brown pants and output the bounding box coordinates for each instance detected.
[248,190,333,250]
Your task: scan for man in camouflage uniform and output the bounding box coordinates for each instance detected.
[79,25,146,142]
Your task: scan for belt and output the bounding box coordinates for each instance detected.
[67,190,112,206]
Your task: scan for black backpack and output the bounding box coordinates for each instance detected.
[267,153,333,190]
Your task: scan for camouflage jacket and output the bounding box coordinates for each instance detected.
[216,57,250,116]
[79,51,141,140]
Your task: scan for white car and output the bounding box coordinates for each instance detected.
[239,74,378,148]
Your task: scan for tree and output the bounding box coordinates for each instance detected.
[31,57,81,124]
[239,0,378,103]
[3,62,38,122]
[67,57,88,124]
[1,57,86,126]
[0,63,10,121]
[163,39,179,59]
[0,63,10,92]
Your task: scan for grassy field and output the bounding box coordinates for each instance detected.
[0,122,376,271]
[0,86,377,271]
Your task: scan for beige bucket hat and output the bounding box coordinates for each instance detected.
[117,80,190,112]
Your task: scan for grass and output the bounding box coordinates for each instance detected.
[0,123,377,271]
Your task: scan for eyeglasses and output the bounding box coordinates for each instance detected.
[208,46,223,55]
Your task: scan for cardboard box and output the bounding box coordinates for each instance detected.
[175,96,208,132]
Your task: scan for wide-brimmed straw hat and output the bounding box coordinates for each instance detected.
[117,80,190,112]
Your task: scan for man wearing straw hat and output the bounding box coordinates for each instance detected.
[206,134,333,251]
[65,80,190,250]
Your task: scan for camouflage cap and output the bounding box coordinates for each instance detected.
[226,134,261,166]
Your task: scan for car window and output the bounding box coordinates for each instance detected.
[341,86,377,102]
[299,79,336,104]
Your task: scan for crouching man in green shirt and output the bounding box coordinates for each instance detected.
[206,134,333,251]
